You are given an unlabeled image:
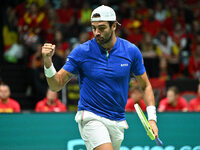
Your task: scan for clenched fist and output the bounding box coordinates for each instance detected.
[42,43,56,68]
[42,43,56,58]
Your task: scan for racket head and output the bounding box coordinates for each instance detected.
[134,104,155,140]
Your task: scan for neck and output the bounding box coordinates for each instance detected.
[171,99,177,106]
[101,34,117,50]
[47,100,56,106]
[1,98,9,104]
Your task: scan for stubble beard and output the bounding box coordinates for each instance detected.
[96,31,113,46]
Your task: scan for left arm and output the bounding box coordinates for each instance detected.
[135,72,155,106]
[135,72,158,138]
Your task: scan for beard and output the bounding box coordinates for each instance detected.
[95,31,113,45]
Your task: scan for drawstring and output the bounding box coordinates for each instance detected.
[106,50,109,58]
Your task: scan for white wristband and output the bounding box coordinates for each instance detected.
[146,106,157,122]
[44,64,56,78]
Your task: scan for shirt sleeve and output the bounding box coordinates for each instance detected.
[125,99,134,112]
[131,46,146,76]
[188,100,195,112]
[62,45,82,74]
[14,101,21,112]
[180,98,188,110]
[158,99,167,112]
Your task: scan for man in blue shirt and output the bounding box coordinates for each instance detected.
[42,5,159,150]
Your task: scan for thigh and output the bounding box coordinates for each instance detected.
[78,120,112,150]
[109,126,124,150]
[94,143,113,150]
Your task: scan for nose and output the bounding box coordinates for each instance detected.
[94,28,100,36]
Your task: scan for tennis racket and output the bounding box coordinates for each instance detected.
[134,104,163,146]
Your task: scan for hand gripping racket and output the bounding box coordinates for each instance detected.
[134,104,163,146]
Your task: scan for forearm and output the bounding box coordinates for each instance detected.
[43,57,62,91]
[136,72,157,122]
[136,73,155,106]
[143,83,155,106]
[46,73,64,92]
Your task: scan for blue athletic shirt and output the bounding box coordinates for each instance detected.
[63,37,145,121]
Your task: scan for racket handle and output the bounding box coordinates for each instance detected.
[155,138,163,146]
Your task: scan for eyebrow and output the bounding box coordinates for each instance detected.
[92,24,107,28]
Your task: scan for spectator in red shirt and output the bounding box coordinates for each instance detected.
[142,9,162,37]
[125,86,146,112]
[189,83,200,112]
[0,84,20,113]
[35,89,67,112]
[169,22,187,51]
[188,44,200,79]
[162,7,185,33]
[158,86,188,112]
[18,2,48,43]
[56,0,75,37]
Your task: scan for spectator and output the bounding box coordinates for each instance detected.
[125,86,146,112]
[142,9,162,37]
[54,29,70,60]
[154,2,167,22]
[35,89,67,112]
[3,7,18,51]
[3,7,24,63]
[169,22,187,51]
[158,86,188,112]
[156,31,180,78]
[162,7,185,33]
[29,44,48,101]
[0,84,20,113]
[77,2,92,27]
[189,83,200,111]
[188,43,200,79]
[56,0,75,38]
[18,2,48,44]
[139,33,160,78]
[127,20,143,46]
[46,8,60,43]
[72,31,90,49]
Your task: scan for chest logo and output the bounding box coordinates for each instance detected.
[121,64,128,67]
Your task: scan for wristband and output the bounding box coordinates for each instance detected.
[146,106,157,122]
[44,64,56,78]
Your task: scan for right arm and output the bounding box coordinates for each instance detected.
[46,68,74,92]
[42,43,74,92]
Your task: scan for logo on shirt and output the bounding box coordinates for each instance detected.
[121,64,128,67]
[66,58,69,61]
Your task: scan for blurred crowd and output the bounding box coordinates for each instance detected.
[125,83,200,112]
[1,82,200,113]
[1,0,200,112]
[2,0,200,80]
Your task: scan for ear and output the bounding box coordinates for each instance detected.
[112,22,117,31]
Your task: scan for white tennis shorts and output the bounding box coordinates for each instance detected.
[75,110,129,150]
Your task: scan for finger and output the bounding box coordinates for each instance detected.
[44,43,52,46]
[52,44,56,50]
[43,45,54,49]
[42,47,54,52]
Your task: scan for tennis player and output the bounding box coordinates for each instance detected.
[42,5,159,150]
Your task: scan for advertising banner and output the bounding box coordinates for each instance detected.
[0,113,199,150]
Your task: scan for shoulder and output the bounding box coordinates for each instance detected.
[179,97,187,103]
[159,98,168,104]
[126,98,134,105]
[119,38,140,51]
[36,99,46,106]
[68,39,93,58]
[9,98,20,105]
[119,38,142,60]
[189,98,196,105]
[73,39,93,52]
